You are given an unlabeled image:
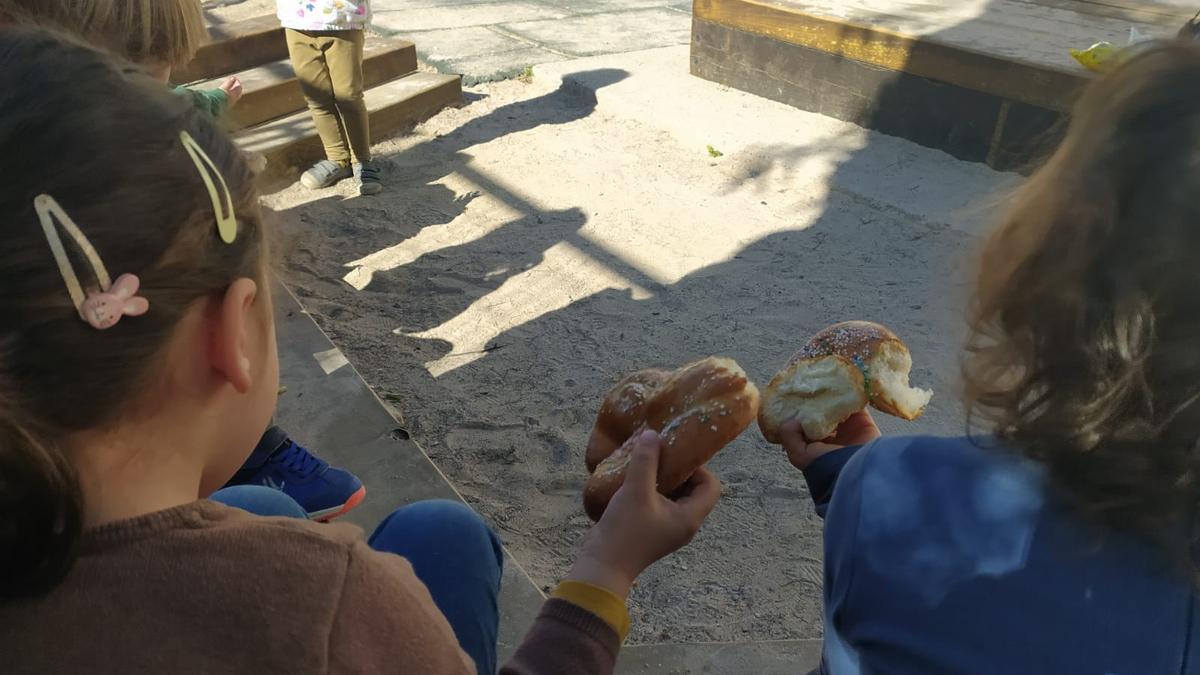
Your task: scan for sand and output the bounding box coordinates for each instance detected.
[259,47,1013,644]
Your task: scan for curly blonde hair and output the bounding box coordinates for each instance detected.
[965,41,1200,573]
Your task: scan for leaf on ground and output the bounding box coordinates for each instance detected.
[706,144,724,158]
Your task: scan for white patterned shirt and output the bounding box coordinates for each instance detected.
[277,0,371,31]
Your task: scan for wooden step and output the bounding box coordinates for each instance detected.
[691,0,1193,171]
[688,0,1106,170]
[177,14,286,83]
[236,72,463,174]
[199,39,418,131]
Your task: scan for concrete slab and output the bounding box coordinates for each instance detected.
[618,639,823,674]
[410,26,567,84]
[202,0,699,84]
[372,1,571,33]
[756,0,1193,73]
[375,0,501,8]
[501,8,692,57]
[536,0,685,14]
[270,281,544,662]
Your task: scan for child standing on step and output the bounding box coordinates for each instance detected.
[277,0,382,196]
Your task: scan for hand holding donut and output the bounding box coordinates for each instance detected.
[583,357,759,521]
[779,411,881,470]
[568,430,722,598]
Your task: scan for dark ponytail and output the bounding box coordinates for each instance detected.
[0,414,82,599]
[0,28,264,599]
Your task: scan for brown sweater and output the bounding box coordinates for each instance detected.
[0,501,620,674]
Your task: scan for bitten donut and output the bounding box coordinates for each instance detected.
[583,357,759,521]
[758,321,932,443]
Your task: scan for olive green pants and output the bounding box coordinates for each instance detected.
[285,28,371,164]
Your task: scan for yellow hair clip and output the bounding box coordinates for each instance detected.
[35,194,149,330]
[179,130,237,244]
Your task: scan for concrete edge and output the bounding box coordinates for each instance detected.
[619,638,824,674]
[270,279,545,662]
[691,0,1086,112]
[275,281,549,602]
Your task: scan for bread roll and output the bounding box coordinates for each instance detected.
[758,321,932,443]
[585,368,671,472]
[583,357,759,521]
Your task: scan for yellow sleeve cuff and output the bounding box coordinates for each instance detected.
[551,580,631,642]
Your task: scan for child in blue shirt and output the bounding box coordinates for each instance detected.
[776,41,1200,674]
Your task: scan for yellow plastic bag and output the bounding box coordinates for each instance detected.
[1070,41,1121,72]
[1070,28,1152,73]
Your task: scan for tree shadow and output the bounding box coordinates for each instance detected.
[329,0,1182,645]
[269,68,630,273]
[273,0,1199,645]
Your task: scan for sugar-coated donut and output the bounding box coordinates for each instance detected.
[583,357,759,521]
[585,369,671,472]
[758,321,932,443]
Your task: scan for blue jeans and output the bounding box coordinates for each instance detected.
[211,486,502,675]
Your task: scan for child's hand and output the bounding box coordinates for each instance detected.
[566,430,721,598]
[780,410,881,470]
[220,76,244,107]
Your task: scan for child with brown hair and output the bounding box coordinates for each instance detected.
[774,40,1200,675]
[276,0,382,195]
[0,26,720,674]
[0,0,374,521]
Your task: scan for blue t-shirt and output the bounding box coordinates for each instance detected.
[803,436,1199,675]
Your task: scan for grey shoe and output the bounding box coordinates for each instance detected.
[355,161,383,196]
[300,160,352,189]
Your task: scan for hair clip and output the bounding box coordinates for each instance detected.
[179,130,237,244]
[35,194,150,330]
[79,274,150,330]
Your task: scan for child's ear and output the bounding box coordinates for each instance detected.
[209,278,259,393]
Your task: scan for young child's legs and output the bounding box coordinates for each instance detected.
[210,485,308,518]
[224,425,366,521]
[321,30,371,165]
[369,500,503,675]
[286,29,354,168]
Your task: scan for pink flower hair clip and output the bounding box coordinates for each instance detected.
[33,133,234,329]
[79,273,150,330]
[34,194,151,330]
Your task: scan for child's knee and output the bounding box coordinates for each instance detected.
[332,90,366,108]
[209,485,308,519]
[394,500,493,539]
[375,500,503,568]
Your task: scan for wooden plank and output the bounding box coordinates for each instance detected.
[196,39,418,131]
[694,0,1087,111]
[236,72,463,173]
[690,16,1065,170]
[176,14,286,83]
[745,0,1190,71]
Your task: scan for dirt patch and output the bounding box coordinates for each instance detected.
[263,69,1003,643]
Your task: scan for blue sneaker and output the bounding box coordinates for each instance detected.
[226,437,366,521]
